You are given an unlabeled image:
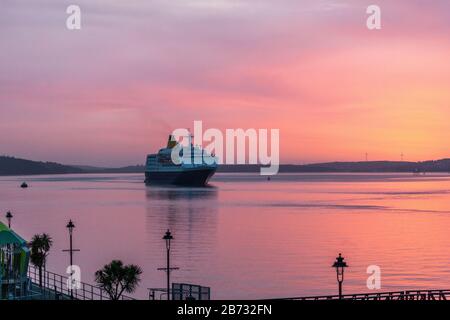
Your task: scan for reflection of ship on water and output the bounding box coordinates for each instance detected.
[145,186,218,231]
[145,186,218,201]
[145,135,218,186]
[144,186,219,286]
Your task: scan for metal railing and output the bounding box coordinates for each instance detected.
[271,289,449,301]
[404,290,449,301]
[27,265,134,300]
[148,289,210,300]
[148,283,211,300]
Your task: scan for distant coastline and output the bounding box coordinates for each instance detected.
[0,156,143,176]
[1,155,450,176]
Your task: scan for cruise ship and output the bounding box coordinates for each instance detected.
[145,135,218,186]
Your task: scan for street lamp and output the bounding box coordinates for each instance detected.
[5,211,13,228]
[63,219,79,299]
[157,229,179,300]
[332,253,348,299]
[163,230,173,300]
[163,229,173,251]
[66,220,75,266]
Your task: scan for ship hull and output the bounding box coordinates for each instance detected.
[145,167,216,186]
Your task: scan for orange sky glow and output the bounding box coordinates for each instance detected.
[0,1,449,166]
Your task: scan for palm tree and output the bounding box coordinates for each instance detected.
[29,233,53,287]
[95,260,142,300]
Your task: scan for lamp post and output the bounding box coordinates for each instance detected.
[157,229,179,300]
[66,220,75,267]
[4,211,13,297]
[163,230,173,301]
[62,219,80,299]
[332,253,348,299]
[5,211,13,228]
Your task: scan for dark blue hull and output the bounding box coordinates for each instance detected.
[145,168,216,186]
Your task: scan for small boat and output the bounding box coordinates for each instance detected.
[20,182,28,188]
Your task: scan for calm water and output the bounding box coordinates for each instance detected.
[1,173,449,299]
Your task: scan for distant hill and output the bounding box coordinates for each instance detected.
[283,159,450,172]
[1,156,450,176]
[0,156,84,175]
[0,156,145,176]
[76,165,145,174]
[218,159,450,173]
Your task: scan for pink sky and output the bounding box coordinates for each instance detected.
[1,0,449,166]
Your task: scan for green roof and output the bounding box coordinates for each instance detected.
[0,221,28,246]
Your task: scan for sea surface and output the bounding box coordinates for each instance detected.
[1,172,449,299]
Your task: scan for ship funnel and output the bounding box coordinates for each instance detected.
[167,135,177,149]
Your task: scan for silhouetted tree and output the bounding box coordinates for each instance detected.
[95,260,142,300]
[29,233,53,287]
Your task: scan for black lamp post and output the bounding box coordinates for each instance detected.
[66,220,75,266]
[6,211,13,228]
[332,253,348,299]
[163,230,173,300]
[157,229,179,300]
[4,211,13,297]
[63,219,79,299]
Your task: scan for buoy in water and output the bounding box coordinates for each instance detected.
[20,182,28,188]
